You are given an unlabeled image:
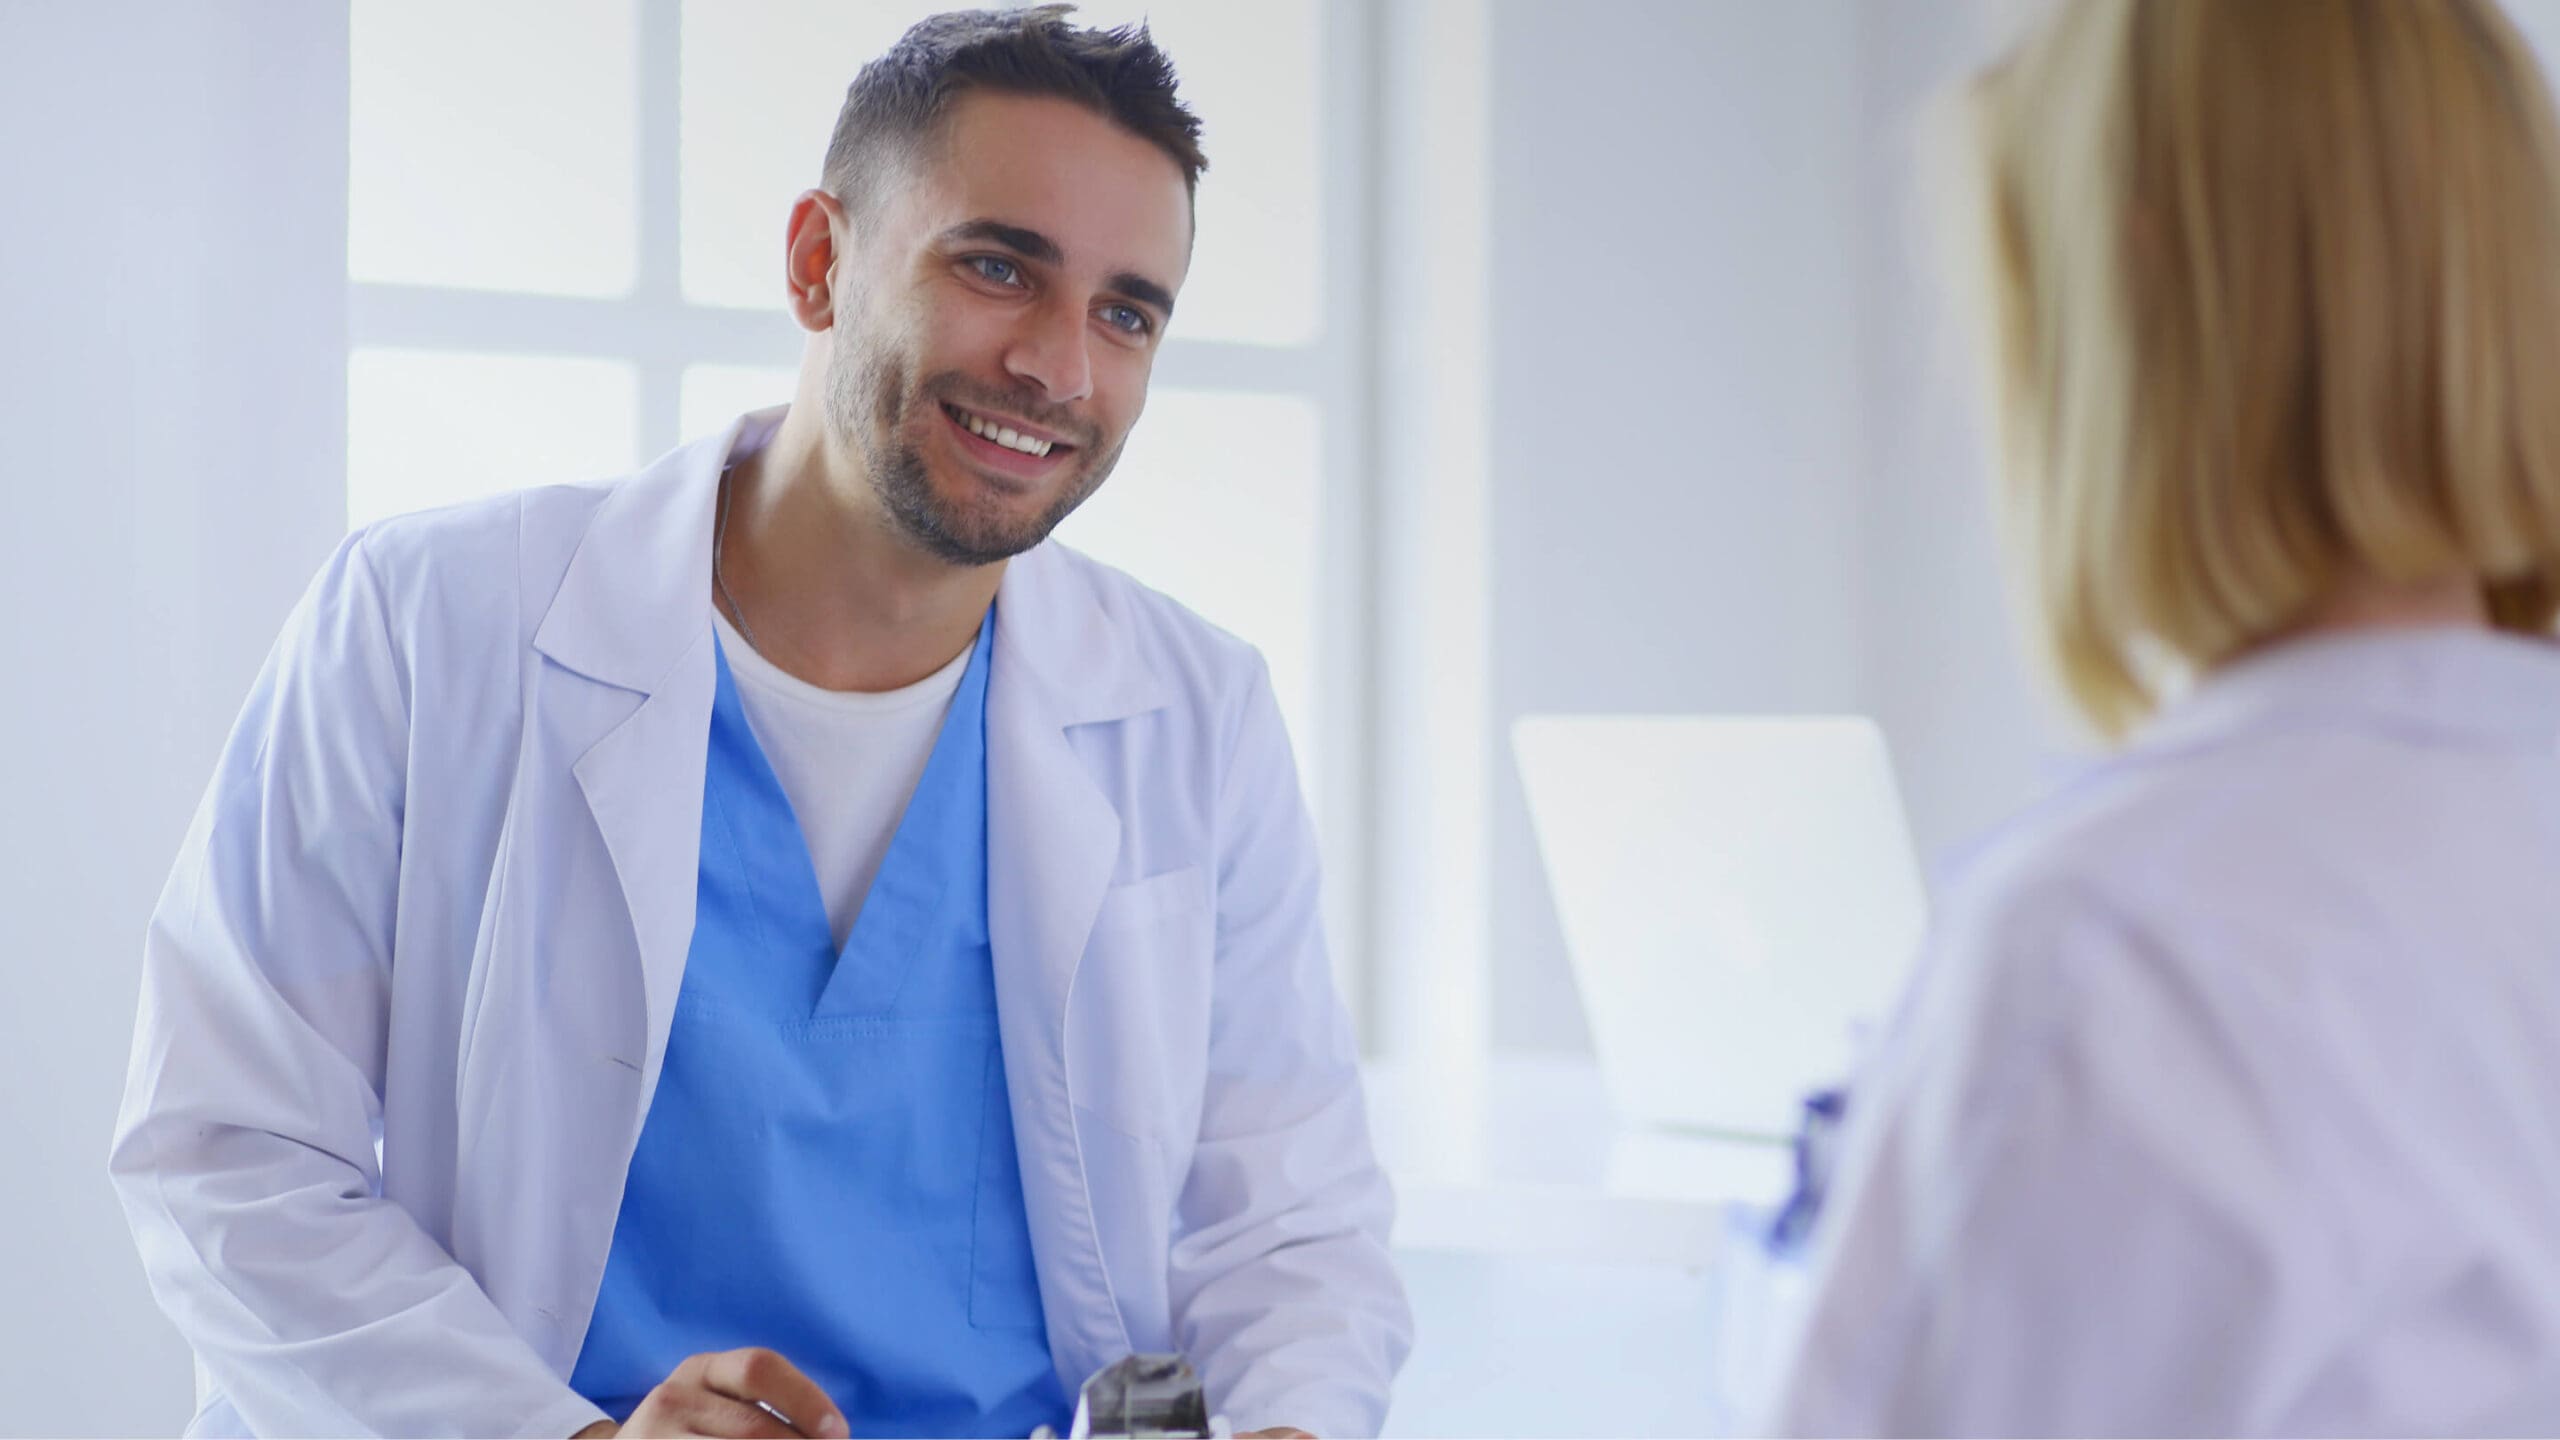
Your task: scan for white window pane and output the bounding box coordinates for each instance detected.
[1054,390,1322,789]
[680,2,933,310]
[679,0,1322,345]
[348,349,639,529]
[351,0,638,297]
[1077,0,1323,346]
[681,363,801,440]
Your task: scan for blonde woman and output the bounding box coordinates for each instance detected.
[1765,1,2560,1432]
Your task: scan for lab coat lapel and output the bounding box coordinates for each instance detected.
[565,642,714,1081]
[984,543,1168,1377]
[532,423,737,1085]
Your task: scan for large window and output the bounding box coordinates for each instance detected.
[348,0,1375,995]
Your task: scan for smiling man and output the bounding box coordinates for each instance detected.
[109,9,1411,1438]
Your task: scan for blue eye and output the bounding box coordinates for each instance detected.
[1102,304,1153,336]
[969,255,1023,287]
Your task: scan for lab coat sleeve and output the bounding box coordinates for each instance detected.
[1761,882,2295,1437]
[109,532,608,1440]
[1166,656,1414,1439]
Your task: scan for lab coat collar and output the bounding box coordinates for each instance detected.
[531,420,736,695]
[2141,626,2560,754]
[992,541,1171,729]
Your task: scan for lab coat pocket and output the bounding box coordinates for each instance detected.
[1067,866,1214,1142]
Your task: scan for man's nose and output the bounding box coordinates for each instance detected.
[1002,296,1095,405]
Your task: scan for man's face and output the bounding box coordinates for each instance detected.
[822,90,1192,566]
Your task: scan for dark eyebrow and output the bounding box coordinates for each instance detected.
[1107,270,1177,321]
[939,219,1062,266]
[940,218,1177,322]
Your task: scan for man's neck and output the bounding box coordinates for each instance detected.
[717,408,1003,694]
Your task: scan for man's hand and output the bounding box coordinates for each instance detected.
[580,1347,849,1438]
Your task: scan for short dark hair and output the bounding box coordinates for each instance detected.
[820,5,1207,220]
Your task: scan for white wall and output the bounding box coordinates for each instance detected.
[1467,1,2112,1056]
[0,3,349,1432]
[1371,0,1496,1080]
[1485,0,1879,1051]
[1854,2,2071,867]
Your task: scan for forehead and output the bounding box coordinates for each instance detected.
[900,90,1193,287]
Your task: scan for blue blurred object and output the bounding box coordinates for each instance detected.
[1765,1087,1848,1256]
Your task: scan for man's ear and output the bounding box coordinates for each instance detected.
[784,188,848,331]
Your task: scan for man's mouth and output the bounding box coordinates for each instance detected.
[940,400,1073,460]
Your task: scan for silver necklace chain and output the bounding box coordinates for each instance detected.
[713,459,764,655]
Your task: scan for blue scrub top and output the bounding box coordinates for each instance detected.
[571,614,1071,1437]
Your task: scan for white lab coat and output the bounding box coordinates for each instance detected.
[1765,628,2560,1435]
[110,416,1412,1439]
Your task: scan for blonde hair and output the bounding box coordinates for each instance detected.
[1962,0,2560,736]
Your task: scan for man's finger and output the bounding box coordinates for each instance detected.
[675,1391,804,1440]
[701,1347,847,1438]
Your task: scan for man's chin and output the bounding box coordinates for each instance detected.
[874,444,1102,566]
[932,467,1094,553]
[900,499,1061,567]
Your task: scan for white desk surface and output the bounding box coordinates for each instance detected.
[1360,1054,1796,1269]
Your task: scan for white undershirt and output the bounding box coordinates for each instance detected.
[709,607,975,951]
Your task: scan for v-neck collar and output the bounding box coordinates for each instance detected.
[700,608,997,1020]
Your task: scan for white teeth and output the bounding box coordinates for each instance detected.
[953,405,1054,457]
